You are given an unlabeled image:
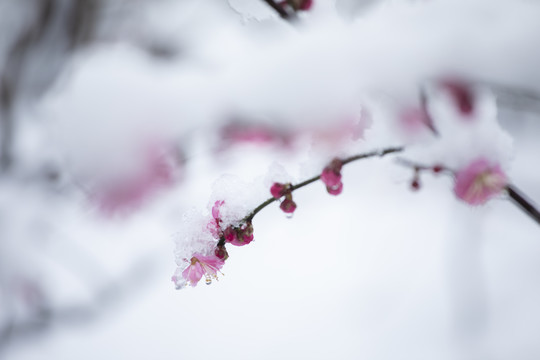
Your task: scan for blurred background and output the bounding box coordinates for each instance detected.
[1,0,540,359]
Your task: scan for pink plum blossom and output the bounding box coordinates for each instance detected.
[454,158,507,205]
[280,197,297,213]
[270,182,298,214]
[207,200,225,238]
[180,253,225,287]
[225,222,254,246]
[270,183,288,199]
[321,159,344,196]
[214,245,229,260]
[321,168,341,187]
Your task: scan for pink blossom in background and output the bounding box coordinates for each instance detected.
[398,106,434,135]
[454,158,508,205]
[311,112,370,148]
[440,78,475,117]
[178,253,225,287]
[94,142,181,215]
[218,122,293,151]
[299,0,313,10]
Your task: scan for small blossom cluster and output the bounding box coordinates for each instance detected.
[271,182,297,214]
[172,200,255,289]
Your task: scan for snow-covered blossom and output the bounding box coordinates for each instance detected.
[270,182,297,214]
[270,182,289,199]
[224,222,254,246]
[454,158,507,205]
[321,159,343,195]
[173,253,225,288]
[207,200,225,238]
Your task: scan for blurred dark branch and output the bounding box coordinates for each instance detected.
[262,0,295,20]
[0,0,54,172]
[0,0,101,173]
[507,185,540,225]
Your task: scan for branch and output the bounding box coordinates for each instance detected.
[506,185,540,225]
[262,0,295,20]
[243,146,404,223]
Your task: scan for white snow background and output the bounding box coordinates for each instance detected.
[2,0,540,359]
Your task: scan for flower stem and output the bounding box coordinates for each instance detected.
[243,146,404,223]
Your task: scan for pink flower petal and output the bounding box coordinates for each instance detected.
[454,158,507,205]
[212,200,224,220]
[180,253,226,287]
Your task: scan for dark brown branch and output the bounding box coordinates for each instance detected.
[262,0,295,20]
[506,185,540,225]
[243,146,404,222]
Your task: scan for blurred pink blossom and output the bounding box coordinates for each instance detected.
[454,158,507,205]
[440,78,475,117]
[94,142,180,215]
